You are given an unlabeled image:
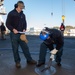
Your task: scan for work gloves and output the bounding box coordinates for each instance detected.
[20,34,28,43]
[50,48,58,61]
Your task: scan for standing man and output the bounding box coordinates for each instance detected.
[36,27,64,67]
[60,23,65,36]
[6,1,36,68]
[0,22,6,40]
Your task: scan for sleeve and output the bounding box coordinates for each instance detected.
[56,37,64,50]
[4,26,6,31]
[23,15,27,31]
[6,13,14,31]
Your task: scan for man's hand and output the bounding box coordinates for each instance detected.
[23,29,26,32]
[13,29,18,34]
[50,48,58,55]
[50,54,55,61]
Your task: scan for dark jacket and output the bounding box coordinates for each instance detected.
[6,9,27,32]
[44,28,64,50]
[0,24,6,31]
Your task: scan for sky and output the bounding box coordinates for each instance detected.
[1,0,75,29]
